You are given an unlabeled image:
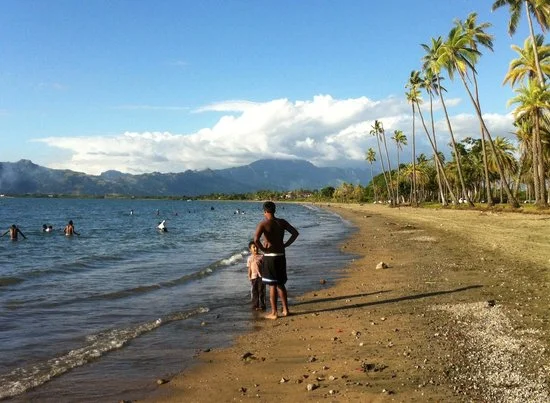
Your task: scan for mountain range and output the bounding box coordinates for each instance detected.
[0,159,372,197]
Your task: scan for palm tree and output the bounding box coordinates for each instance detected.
[378,121,396,204]
[492,0,550,84]
[370,120,392,202]
[365,147,377,201]
[420,68,447,205]
[442,22,520,207]
[457,12,496,206]
[504,34,550,204]
[509,80,550,207]
[406,70,421,205]
[392,130,407,203]
[422,36,472,205]
[407,68,457,205]
[508,79,550,207]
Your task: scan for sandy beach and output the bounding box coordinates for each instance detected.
[140,203,550,402]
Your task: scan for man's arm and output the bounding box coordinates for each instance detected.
[283,221,299,248]
[253,223,266,252]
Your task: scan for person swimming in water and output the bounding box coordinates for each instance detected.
[64,220,80,236]
[2,224,27,240]
[157,220,168,232]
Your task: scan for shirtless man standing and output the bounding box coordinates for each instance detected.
[64,220,80,236]
[254,201,299,319]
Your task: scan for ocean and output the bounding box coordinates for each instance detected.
[0,198,354,402]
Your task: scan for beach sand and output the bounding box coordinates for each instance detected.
[139,203,550,402]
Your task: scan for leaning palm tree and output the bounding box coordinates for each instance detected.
[408,68,457,205]
[422,36,473,206]
[420,68,447,205]
[370,120,392,202]
[365,147,378,201]
[508,79,550,207]
[378,121,396,204]
[492,0,550,84]
[406,70,421,205]
[441,23,520,207]
[391,130,407,204]
[457,12,496,206]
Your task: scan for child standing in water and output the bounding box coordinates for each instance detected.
[247,241,266,311]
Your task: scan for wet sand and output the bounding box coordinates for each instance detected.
[139,203,550,402]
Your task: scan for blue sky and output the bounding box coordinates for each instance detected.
[0,0,536,175]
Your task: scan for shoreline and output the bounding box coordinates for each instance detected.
[139,203,549,402]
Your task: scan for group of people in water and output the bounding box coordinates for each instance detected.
[3,201,299,320]
[1,220,80,241]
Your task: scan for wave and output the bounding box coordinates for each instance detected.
[0,306,209,400]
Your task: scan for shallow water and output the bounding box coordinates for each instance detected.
[0,198,353,401]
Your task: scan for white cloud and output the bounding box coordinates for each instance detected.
[32,94,516,175]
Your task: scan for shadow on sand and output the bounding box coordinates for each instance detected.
[291,285,483,316]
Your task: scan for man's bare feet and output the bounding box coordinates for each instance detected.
[281,310,290,317]
[264,313,278,320]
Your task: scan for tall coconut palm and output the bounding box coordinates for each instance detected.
[378,120,396,204]
[420,68,446,204]
[492,0,550,84]
[442,23,520,207]
[422,36,472,205]
[408,68,457,205]
[365,147,377,201]
[391,130,407,203]
[370,120,392,202]
[457,12,496,206]
[504,34,550,204]
[508,80,550,207]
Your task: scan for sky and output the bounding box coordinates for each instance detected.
[0,0,539,175]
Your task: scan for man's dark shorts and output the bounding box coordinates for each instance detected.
[261,254,287,285]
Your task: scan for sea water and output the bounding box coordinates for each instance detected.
[0,198,354,402]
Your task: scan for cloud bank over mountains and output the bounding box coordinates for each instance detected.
[34,95,515,175]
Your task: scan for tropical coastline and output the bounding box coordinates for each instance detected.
[140,203,550,403]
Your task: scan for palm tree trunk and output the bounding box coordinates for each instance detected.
[381,132,395,204]
[456,69,520,208]
[436,76,474,207]
[375,135,392,202]
[513,153,526,200]
[411,104,417,206]
[534,115,548,207]
[472,74,494,206]
[415,100,458,205]
[428,93,446,205]
[525,3,546,85]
